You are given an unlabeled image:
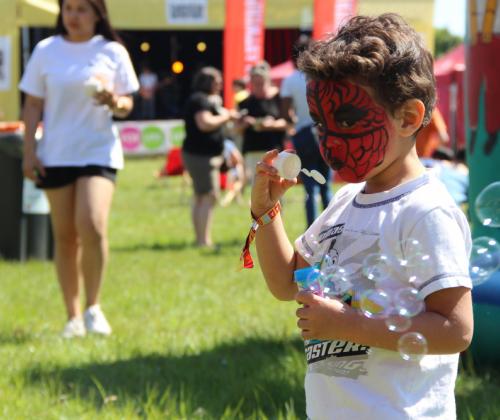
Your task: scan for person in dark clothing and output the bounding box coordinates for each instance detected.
[181,66,239,247]
[237,61,288,184]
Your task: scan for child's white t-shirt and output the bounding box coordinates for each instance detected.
[295,172,472,420]
[19,35,139,169]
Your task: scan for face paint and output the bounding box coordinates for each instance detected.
[306,79,392,183]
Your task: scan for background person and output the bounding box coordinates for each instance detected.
[421,147,469,207]
[20,0,139,338]
[281,34,333,227]
[232,78,249,105]
[138,62,158,120]
[219,139,245,207]
[237,61,287,184]
[181,67,239,248]
[415,107,449,157]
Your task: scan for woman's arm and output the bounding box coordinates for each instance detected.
[22,94,46,180]
[258,116,289,132]
[94,90,134,119]
[194,109,237,132]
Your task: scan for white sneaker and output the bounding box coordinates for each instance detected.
[84,305,112,336]
[61,318,86,338]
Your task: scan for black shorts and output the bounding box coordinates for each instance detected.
[36,165,117,189]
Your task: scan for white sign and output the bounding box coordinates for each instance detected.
[0,36,12,91]
[22,179,50,215]
[166,0,208,25]
[116,119,185,156]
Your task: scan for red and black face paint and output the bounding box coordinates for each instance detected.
[306,79,392,183]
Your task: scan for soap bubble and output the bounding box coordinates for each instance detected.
[469,236,500,286]
[398,238,423,258]
[395,237,431,278]
[385,314,412,333]
[307,233,319,248]
[475,181,500,227]
[399,252,431,269]
[394,287,425,317]
[320,254,334,271]
[362,253,392,283]
[303,233,320,260]
[398,332,428,361]
[319,265,353,298]
[304,268,323,295]
[359,289,392,319]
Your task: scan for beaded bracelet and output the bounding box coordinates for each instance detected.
[239,201,281,270]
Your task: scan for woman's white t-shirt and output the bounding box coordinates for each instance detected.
[19,35,139,169]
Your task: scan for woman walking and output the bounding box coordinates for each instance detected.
[181,67,239,248]
[20,0,139,337]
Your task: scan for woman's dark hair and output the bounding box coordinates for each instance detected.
[298,13,436,126]
[192,67,221,94]
[55,0,122,43]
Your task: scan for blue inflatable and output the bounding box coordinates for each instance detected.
[470,271,500,364]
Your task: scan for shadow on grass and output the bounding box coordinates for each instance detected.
[455,352,500,419]
[111,238,242,254]
[23,337,306,417]
[0,329,34,345]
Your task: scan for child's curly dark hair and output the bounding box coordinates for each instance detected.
[298,13,436,127]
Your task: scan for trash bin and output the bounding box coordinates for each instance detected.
[0,128,53,261]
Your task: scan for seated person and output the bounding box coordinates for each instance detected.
[421,147,469,206]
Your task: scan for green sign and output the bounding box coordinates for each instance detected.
[141,126,165,150]
[170,124,185,148]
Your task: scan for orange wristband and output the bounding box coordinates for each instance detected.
[238,201,281,270]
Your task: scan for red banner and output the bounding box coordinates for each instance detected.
[223,0,266,108]
[313,0,357,41]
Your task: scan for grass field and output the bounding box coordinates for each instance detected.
[1,157,499,419]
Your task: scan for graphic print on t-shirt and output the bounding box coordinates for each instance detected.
[306,340,370,379]
[303,218,383,380]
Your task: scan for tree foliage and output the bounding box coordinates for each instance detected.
[434,27,463,57]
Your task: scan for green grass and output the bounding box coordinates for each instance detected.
[0,157,499,419]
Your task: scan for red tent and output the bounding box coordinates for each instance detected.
[434,44,466,151]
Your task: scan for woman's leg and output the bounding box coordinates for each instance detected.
[183,152,221,246]
[192,194,203,244]
[75,176,115,307]
[195,192,217,246]
[45,185,80,320]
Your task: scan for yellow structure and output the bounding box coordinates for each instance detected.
[358,0,435,52]
[0,0,435,121]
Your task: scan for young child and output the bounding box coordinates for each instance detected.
[249,14,473,419]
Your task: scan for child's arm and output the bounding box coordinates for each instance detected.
[255,215,310,300]
[296,286,473,355]
[251,150,306,301]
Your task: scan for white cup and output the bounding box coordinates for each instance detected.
[83,78,103,97]
[273,151,301,180]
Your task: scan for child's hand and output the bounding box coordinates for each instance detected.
[295,290,354,341]
[251,149,296,217]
